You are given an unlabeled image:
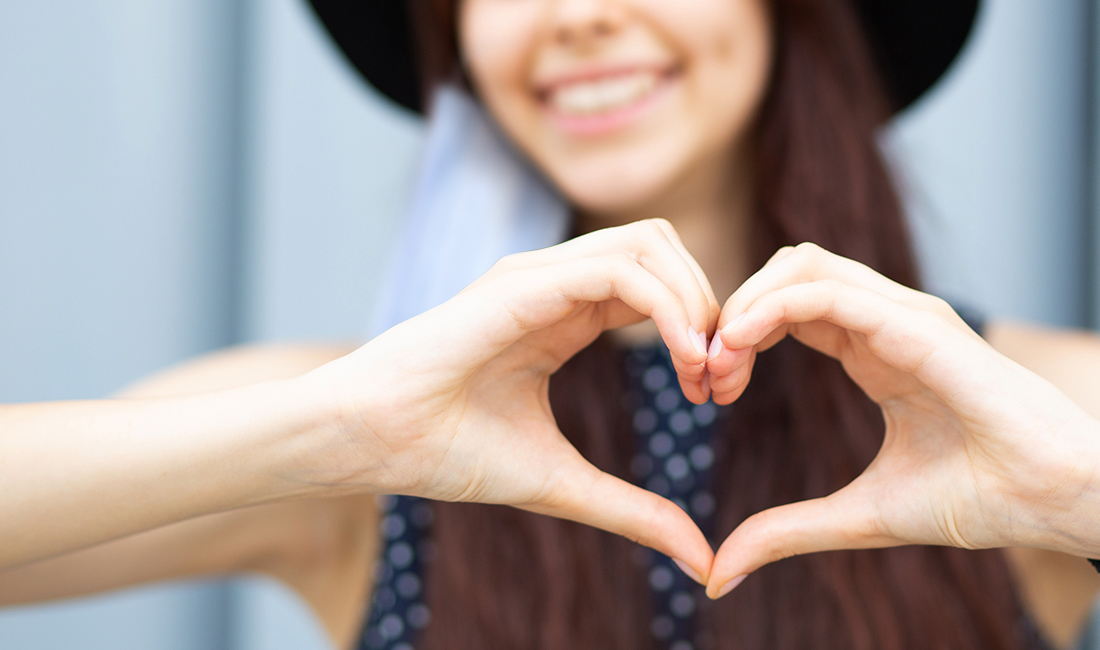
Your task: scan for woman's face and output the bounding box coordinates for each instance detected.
[459,0,774,217]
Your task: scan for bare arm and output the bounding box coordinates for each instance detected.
[0,222,724,647]
[0,394,305,568]
[0,344,361,569]
[0,222,720,585]
[987,321,1100,649]
[0,344,380,648]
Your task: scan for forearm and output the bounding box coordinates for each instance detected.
[0,497,360,608]
[0,377,338,569]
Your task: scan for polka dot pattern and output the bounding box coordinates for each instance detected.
[358,343,728,650]
[624,344,728,650]
[359,495,434,650]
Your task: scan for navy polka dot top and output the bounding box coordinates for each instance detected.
[358,343,727,650]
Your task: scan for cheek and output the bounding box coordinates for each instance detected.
[459,2,541,109]
[638,0,772,102]
[681,1,773,147]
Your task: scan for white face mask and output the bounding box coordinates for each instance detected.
[371,85,569,337]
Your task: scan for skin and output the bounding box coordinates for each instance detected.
[0,223,717,574]
[461,0,1100,645]
[4,0,1100,649]
[460,0,767,300]
[0,221,723,646]
[701,249,1100,608]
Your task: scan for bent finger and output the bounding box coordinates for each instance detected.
[650,219,722,330]
[466,254,707,369]
[538,220,717,348]
[717,243,958,334]
[718,280,958,379]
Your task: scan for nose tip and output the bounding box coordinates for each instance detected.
[556,18,614,45]
[552,0,625,47]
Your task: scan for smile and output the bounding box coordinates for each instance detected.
[537,67,677,135]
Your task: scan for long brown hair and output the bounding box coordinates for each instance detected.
[409,0,1039,648]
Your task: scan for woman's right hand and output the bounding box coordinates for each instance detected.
[296,219,719,582]
[702,243,1100,597]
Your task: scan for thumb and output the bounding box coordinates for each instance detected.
[524,460,714,586]
[705,486,895,599]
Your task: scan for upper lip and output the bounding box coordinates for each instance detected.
[532,63,678,97]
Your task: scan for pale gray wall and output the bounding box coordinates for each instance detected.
[885,0,1093,328]
[0,0,244,403]
[0,0,1095,648]
[238,0,422,344]
[229,0,421,647]
[0,1,242,648]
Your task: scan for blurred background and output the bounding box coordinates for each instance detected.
[0,0,1098,647]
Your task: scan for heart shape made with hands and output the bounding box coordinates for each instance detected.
[452,235,1096,603]
[407,233,944,596]
[347,225,1048,600]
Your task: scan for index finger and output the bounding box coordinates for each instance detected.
[716,243,967,334]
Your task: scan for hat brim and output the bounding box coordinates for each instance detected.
[307,0,979,116]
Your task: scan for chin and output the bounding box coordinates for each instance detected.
[554,173,668,219]
[544,150,686,219]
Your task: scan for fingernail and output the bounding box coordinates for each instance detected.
[721,313,745,334]
[673,558,705,586]
[689,328,707,357]
[707,333,724,361]
[714,574,747,599]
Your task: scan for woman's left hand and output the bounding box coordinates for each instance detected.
[702,243,1100,599]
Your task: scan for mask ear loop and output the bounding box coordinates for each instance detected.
[368,84,570,338]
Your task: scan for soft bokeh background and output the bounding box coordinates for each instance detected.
[0,0,1098,648]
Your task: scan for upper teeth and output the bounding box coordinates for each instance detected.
[549,72,659,115]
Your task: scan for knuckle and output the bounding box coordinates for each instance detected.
[608,250,638,270]
[815,278,847,298]
[633,220,669,253]
[491,252,523,273]
[806,243,830,264]
[766,245,797,266]
[814,280,846,317]
[924,295,956,319]
[790,242,826,279]
[646,217,673,233]
[595,253,637,287]
[744,512,792,565]
[913,307,945,332]
[793,241,823,257]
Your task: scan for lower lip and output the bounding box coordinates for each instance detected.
[542,76,675,137]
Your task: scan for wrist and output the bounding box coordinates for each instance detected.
[231,374,358,502]
[1018,414,1100,557]
[174,376,343,508]
[259,351,401,500]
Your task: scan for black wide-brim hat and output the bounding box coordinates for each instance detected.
[307,0,979,116]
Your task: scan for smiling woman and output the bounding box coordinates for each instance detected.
[385,1,1034,649]
[305,0,1064,649]
[5,1,1098,650]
